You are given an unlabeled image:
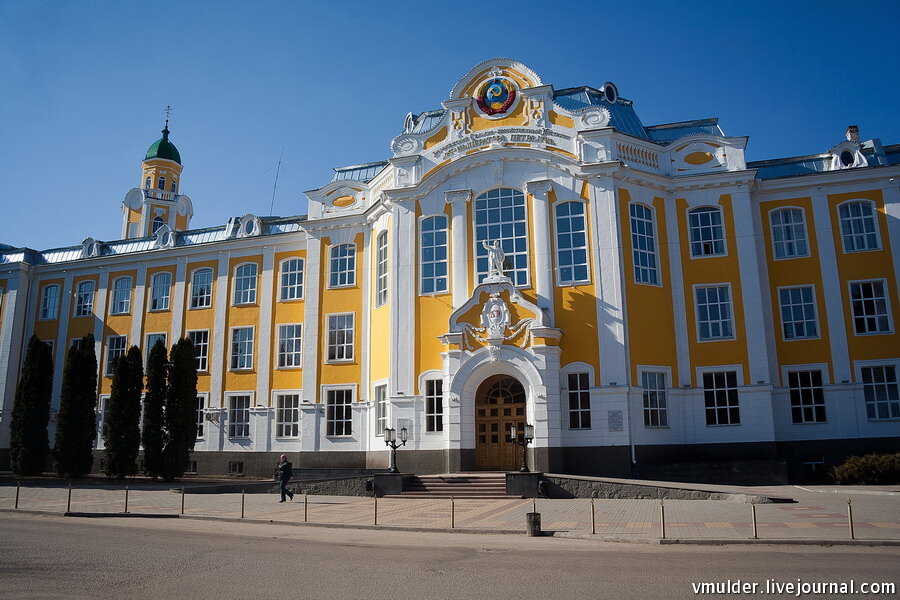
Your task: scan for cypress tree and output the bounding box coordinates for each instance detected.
[53,334,98,478]
[103,346,143,479]
[162,338,198,482]
[9,336,54,476]
[141,339,167,480]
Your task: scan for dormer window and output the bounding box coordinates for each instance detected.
[158,176,166,191]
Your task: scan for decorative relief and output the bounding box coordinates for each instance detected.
[450,109,471,141]
[457,291,534,351]
[475,71,518,118]
[491,159,503,185]
[829,140,867,170]
[578,106,611,129]
[391,134,422,157]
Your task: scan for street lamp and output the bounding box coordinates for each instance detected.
[507,423,535,472]
[384,426,408,474]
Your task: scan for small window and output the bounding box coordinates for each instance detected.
[329,244,356,287]
[695,285,734,340]
[770,208,809,259]
[158,176,166,191]
[374,384,388,435]
[230,327,254,370]
[279,258,304,301]
[74,280,95,317]
[275,393,301,438]
[233,263,258,305]
[839,201,880,252]
[641,371,668,427]
[228,461,244,475]
[703,371,740,426]
[227,395,251,438]
[326,313,354,362]
[850,280,892,334]
[556,201,590,285]
[425,379,444,432]
[170,181,177,193]
[40,284,60,320]
[862,366,900,420]
[105,335,128,376]
[567,372,591,429]
[326,388,353,436]
[629,203,658,285]
[779,286,818,340]
[196,395,206,438]
[144,177,151,189]
[375,231,389,307]
[150,272,172,311]
[688,207,726,257]
[151,216,165,234]
[146,333,167,355]
[190,268,213,309]
[187,330,209,372]
[277,324,303,368]
[420,216,448,294]
[788,370,826,424]
[111,277,132,315]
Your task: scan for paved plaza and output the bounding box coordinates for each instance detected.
[1,479,897,543]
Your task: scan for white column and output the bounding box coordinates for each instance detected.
[255,246,275,410]
[391,202,417,395]
[445,189,471,309]
[883,183,900,305]
[129,264,148,349]
[588,176,629,385]
[811,190,852,382]
[169,258,187,342]
[92,270,109,387]
[526,179,555,324]
[360,227,371,439]
[209,253,230,408]
[663,193,692,387]
[301,235,321,406]
[50,273,74,410]
[0,267,32,447]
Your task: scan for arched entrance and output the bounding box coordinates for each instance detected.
[474,374,526,471]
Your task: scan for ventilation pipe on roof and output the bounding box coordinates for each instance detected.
[846,125,860,143]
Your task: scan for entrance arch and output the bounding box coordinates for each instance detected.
[474,374,526,471]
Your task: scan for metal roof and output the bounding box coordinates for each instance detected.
[331,161,389,183]
[552,87,649,139]
[645,118,724,145]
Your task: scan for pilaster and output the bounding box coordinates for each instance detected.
[129,264,148,348]
[169,258,187,342]
[209,253,230,408]
[301,237,322,405]
[50,273,74,410]
[526,179,555,325]
[255,246,275,409]
[445,189,472,309]
[663,192,692,386]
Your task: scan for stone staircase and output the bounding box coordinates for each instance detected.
[391,473,514,499]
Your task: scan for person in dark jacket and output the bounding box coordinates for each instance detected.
[275,454,294,502]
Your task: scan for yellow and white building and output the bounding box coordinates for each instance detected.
[1,59,898,480]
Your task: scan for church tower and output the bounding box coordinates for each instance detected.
[121,115,193,239]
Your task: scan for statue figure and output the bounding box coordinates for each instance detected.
[482,240,505,279]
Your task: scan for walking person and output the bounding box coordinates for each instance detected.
[275,454,294,503]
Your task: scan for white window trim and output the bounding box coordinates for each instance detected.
[110,276,133,315]
[768,206,811,261]
[853,358,900,421]
[272,389,302,439]
[696,364,744,427]
[418,214,450,296]
[416,370,443,435]
[636,364,673,429]
[39,284,61,321]
[105,334,128,376]
[186,329,210,373]
[275,323,303,370]
[74,280,96,318]
[372,378,389,437]
[188,267,214,310]
[472,186,531,289]
[375,231,389,307]
[693,282,736,342]
[278,257,305,302]
[553,199,592,287]
[148,271,173,312]
[776,284,821,341]
[324,311,355,364]
[847,278,894,336]
[627,201,662,287]
[328,243,357,289]
[781,363,830,425]
[145,332,168,352]
[231,262,259,306]
[195,391,209,439]
[687,205,728,259]
[321,384,357,438]
[837,199,882,254]
[229,325,255,372]
[224,391,254,439]
[696,364,745,387]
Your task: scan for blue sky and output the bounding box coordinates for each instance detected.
[1,1,898,250]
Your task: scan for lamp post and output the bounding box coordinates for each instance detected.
[507,423,535,472]
[384,426,408,474]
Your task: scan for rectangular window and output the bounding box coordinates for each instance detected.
[329,244,356,288]
[277,324,302,368]
[111,277,132,315]
[74,280,95,317]
[196,395,205,438]
[425,379,444,432]
[703,371,740,426]
[275,393,300,438]
[190,268,213,309]
[230,327,254,370]
[474,188,529,286]
[106,335,127,375]
[850,280,892,334]
[688,207,726,257]
[42,339,55,360]
[227,395,251,438]
[327,313,354,362]
[150,272,172,311]
[326,388,353,436]
[862,366,900,421]
[420,216,448,294]
[279,258,304,301]
[629,203,659,285]
[556,202,590,285]
[788,370,826,424]
[40,284,60,320]
[696,285,734,340]
[146,333,167,354]
[376,232,389,307]
[233,263,258,305]
[188,330,209,372]
[839,201,880,252]
[374,384,388,435]
[779,286,819,340]
[641,371,668,427]
[770,208,809,259]
[567,372,591,429]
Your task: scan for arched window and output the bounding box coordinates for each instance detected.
[279,258,304,301]
[420,215,448,294]
[838,200,880,252]
[233,263,258,305]
[555,201,589,285]
[688,206,726,257]
[74,280,96,317]
[474,188,529,286]
[40,284,61,320]
[111,277,132,315]
[144,177,151,189]
[150,272,172,311]
[329,244,356,288]
[770,207,809,259]
[170,181,177,193]
[190,268,213,309]
[628,203,659,285]
[151,216,165,234]
[375,231,388,306]
[158,176,166,191]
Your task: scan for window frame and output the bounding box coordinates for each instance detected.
[373,382,388,436]
[328,243,357,289]
[637,365,672,429]
[325,312,355,363]
[694,283,736,342]
[273,391,302,438]
[110,276,133,315]
[187,329,209,372]
[105,335,128,376]
[145,332,167,357]
[195,392,208,439]
[276,323,303,369]
[553,199,591,286]
[189,267,214,310]
[781,365,829,425]
[375,231,389,307]
[768,206,810,260]
[837,200,881,253]
[687,206,727,258]
[856,360,900,421]
[628,201,661,286]
[419,214,449,295]
[278,257,304,302]
[74,280,96,318]
[39,284,61,321]
[564,371,592,430]
[777,284,820,341]
[229,326,255,371]
[225,393,252,438]
[848,278,893,335]
[697,365,743,427]
[149,271,172,312]
[232,262,259,306]
[323,385,354,437]
[424,378,444,433]
[473,187,530,288]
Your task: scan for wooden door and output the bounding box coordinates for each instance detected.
[474,375,526,471]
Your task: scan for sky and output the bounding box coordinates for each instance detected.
[1,1,898,251]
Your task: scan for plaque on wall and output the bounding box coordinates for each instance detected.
[607,410,623,432]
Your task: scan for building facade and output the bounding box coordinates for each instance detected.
[1,58,898,480]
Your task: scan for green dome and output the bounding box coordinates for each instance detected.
[144,124,181,165]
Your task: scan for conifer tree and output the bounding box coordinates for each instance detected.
[141,339,167,480]
[53,335,98,478]
[10,336,54,476]
[103,346,143,479]
[162,338,198,482]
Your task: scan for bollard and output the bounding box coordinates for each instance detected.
[659,500,666,540]
[532,498,537,513]
[304,494,308,523]
[847,498,855,540]
[590,498,596,535]
[526,512,542,537]
[374,495,378,525]
[451,497,455,529]
[15,481,20,509]
[67,483,73,513]
[751,500,758,539]
[124,485,129,514]
[241,490,245,519]
[181,487,185,515]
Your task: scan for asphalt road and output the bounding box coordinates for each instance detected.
[0,513,897,599]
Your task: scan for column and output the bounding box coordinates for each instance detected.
[169,258,187,342]
[209,253,230,408]
[663,193,692,387]
[129,263,148,348]
[526,179,555,324]
[0,267,32,447]
[92,270,109,395]
[255,246,275,410]
[444,189,471,309]
[50,274,74,410]
[301,235,321,405]
[390,202,417,395]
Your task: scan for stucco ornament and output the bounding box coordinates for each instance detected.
[482,292,511,339]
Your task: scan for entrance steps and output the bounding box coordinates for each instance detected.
[391,473,515,499]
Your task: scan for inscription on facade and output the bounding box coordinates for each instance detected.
[436,127,572,160]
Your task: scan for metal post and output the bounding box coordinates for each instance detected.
[374,495,378,525]
[659,500,666,540]
[241,490,245,519]
[532,498,536,513]
[304,494,309,523]
[124,485,129,514]
[450,497,455,529]
[67,483,73,513]
[847,498,855,540]
[751,500,758,539]
[590,498,596,535]
[181,487,185,515]
[15,481,20,509]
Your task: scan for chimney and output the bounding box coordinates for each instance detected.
[846,125,860,143]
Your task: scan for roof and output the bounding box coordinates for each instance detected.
[645,118,724,145]
[330,161,389,183]
[552,87,648,139]
[145,124,181,165]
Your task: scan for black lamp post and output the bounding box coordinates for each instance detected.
[384,426,408,474]
[507,423,535,472]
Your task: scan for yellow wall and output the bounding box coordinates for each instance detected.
[67,275,99,342]
[371,221,392,388]
[100,269,136,394]
[143,266,175,353]
[183,260,218,394]
[270,251,306,396]
[318,235,363,396]
[223,256,262,401]
[141,158,182,192]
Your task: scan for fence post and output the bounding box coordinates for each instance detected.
[304,494,309,523]
[532,498,536,514]
[15,481,20,509]
[451,497,455,529]
[124,485,129,514]
[590,498,596,535]
[659,499,666,540]
[241,490,245,519]
[751,499,758,539]
[847,498,855,540]
[374,495,378,525]
[67,483,73,513]
[181,487,185,515]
